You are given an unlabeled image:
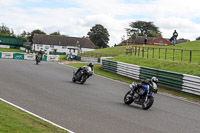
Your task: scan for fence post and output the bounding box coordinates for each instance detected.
[190,50,192,63]
[159,48,160,59]
[173,49,175,61]
[165,48,167,60]
[147,48,149,58]
[142,47,144,58]
[135,46,137,56]
[152,48,154,58]
[181,50,183,63]
[138,47,140,57]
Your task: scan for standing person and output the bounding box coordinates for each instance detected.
[144,35,147,45]
[173,30,178,46]
[67,51,72,61]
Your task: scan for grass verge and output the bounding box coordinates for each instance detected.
[0,100,69,133]
[0,48,24,53]
[67,63,200,103]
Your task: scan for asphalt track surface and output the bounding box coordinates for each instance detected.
[0,59,200,133]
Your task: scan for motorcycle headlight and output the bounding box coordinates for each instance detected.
[129,82,136,89]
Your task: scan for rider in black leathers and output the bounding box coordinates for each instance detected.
[74,63,94,79]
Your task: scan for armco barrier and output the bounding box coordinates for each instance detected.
[102,59,200,96]
[117,62,140,80]
[182,74,200,96]
[13,53,24,60]
[81,57,99,63]
[2,52,13,59]
[75,56,101,64]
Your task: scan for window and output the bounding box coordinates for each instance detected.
[160,40,163,43]
[62,46,67,49]
[40,44,43,47]
[50,45,54,48]
[45,46,49,49]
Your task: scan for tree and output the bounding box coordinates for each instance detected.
[50,31,61,36]
[28,29,46,42]
[17,31,29,42]
[0,24,16,37]
[87,24,110,48]
[128,21,162,37]
[196,36,200,40]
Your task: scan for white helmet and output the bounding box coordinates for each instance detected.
[151,77,158,84]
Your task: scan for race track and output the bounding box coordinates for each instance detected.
[0,59,200,133]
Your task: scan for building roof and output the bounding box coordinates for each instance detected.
[135,36,159,44]
[33,34,96,49]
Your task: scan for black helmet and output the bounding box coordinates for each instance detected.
[88,62,93,68]
[151,77,158,84]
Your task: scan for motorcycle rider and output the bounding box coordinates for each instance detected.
[129,77,158,99]
[36,50,43,60]
[74,62,94,79]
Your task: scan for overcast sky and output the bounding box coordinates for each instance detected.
[1,0,200,46]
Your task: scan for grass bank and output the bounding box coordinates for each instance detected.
[0,48,24,53]
[79,41,200,76]
[0,100,69,133]
[110,55,200,76]
[67,63,200,102]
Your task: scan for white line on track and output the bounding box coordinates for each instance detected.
[0,98,75,133]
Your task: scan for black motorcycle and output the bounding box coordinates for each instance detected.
[72,67,93,84]
[124,81,158,110]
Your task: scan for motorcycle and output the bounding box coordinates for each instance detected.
[124,81,158,110]
[72,67,93,84]
[36,55,41,65]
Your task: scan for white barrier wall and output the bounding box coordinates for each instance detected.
[0,45,10,48]
[24,53,35,60]
[47,55,60,61]
[2,52,13,59]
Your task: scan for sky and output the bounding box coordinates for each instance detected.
[1,0,200,46]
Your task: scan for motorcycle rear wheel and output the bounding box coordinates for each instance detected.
[142,96,154,110]
[124,90,134,105]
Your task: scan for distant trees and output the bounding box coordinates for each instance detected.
[196,36,200,40]
[128,21,162,38]
[28,29,46,42]
[0,24,15,37]
[87,24,110,48]
[50,31,61,36]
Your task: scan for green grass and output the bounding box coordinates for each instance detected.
[67,63,200,102]
[80,40,200,76]
[0,100,69,133]
[59,55,67,62]
[110,55,200,76]
[0,48,24,53]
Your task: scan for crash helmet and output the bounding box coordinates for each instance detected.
[88,62,93,68]
[151,77,158,84]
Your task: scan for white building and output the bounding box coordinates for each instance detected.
[32,34,96,55]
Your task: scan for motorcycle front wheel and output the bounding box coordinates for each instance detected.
[142,96,154,110]
[80,75,87,84]
[124,90,134,105]
[72,77,76,82]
